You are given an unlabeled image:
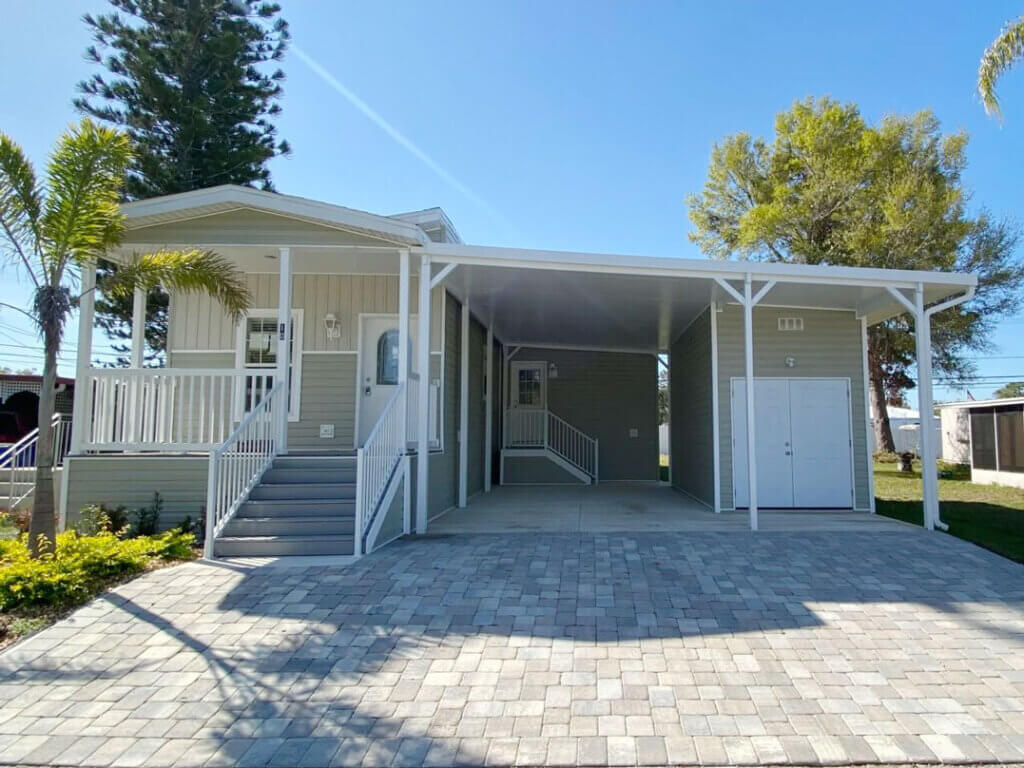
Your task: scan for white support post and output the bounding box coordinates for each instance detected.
[743,275,758,532]
[70,262,96,455]
[276,247,292,455]
[914,284,938,531]
[458,299,470,507]
[861,316,876,514]
[710,302,721,514]
[398,249,411,533]
[416,252,431,533]
[484,325,494,492]
[130,287,146,368]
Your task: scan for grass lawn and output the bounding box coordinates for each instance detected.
[874,461,1024,564]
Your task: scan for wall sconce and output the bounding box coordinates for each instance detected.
[785,356,797,369]
[324,313,341,340]
[548,362,559,379]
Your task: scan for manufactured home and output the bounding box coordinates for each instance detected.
[56,186,975,556]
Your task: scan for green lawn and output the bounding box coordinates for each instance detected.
[874,461,1024,564]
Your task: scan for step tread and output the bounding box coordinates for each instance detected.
[215,534,354,543]
[229,514,354,523]
[257,480,356,487]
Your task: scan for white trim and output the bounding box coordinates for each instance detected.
[416,252,432,533]
[506,341,657,355]
[710,302,721,514]
[170,349,236,354]
[71,263,96,455]
[233,307,303,422]
[458,298,470,508]
[510,361,548,409]
[861,317,876,514]
[430,262,457,289]
[131,288,146,368]
[484,324,494,493]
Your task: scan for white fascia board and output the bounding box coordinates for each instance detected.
[938,397,1024,409]
[422,242,976,294]
[121,185,428,245]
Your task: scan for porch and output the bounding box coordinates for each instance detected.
[430,483,904,534]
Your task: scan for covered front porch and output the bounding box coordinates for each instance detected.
[430,483,905,534]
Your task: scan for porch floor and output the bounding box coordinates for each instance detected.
[429,483,902,534]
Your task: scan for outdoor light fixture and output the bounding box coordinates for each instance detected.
[323,313,341,339]
[785,356,797,368]
[548,362,559,378]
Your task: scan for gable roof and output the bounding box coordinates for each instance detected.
[119,185,430,246]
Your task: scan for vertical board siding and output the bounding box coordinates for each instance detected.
[717,306,869,510]
[670,308,714,505]
[169,274,443,352]
[467,317,486,497]
[513,348,659,481]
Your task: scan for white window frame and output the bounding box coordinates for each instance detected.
[510,360,547,410]
[235,308,303,422]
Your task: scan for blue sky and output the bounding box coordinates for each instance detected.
[2,1,1023,400]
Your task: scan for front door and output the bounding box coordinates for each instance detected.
[358,316,419,446]
[732,378,794,507]
[508,361,546,446]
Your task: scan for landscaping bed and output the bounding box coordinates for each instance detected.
[874,460,1024,564]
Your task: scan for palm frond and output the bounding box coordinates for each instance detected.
[101,249,252,321]
[0,133,43,282]
[978,16,1024,117]
[41,119,132,272]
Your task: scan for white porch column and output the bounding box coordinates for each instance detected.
[742,276,759,532]
[398,250,411,533]
[416,252,431,533]
[710,302,721,514]
[484,324,494,492]
[914,284,939,531]
[458,299,470,507]
[130,288,146,368]
[276,246,292,455]
[70,262,96,455]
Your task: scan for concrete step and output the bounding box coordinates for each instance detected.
[236,499,355,518]
[271,455,356,471]
[221,515,354,538]
[262,467,357,484]
[249,482,356,501]
[214,535,354,558]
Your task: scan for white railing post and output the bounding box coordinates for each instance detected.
[416,252,431,534]
[354,448,365,556]
[276,246,292,456]
[458,300,469,508]
[204,451,218,558]
[484,325,493,492]
[594,440,599,485]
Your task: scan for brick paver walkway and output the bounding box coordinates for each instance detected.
[1,529,1023,766]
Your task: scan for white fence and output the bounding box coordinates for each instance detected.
[357,382,407,555]
[0,413,71,509]
[504,409,599,482]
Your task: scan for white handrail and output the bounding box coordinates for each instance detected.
[357,382,407,555]
[1,414,72,510]
[504,408,599,482]
[84,368,273,452]
[204,380,284,557]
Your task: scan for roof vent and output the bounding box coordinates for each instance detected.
[778,317,804,332]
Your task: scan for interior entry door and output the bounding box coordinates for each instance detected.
[359,316,418,446]
[732,379,794,507]
[732,378,853,509]
[508,361,546,446]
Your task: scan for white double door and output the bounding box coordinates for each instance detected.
[732,378,853,508]
[358,315,420,446]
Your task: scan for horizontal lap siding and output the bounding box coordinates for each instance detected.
[717,306,868,510]
[514,348,658,481]
[670,309,713,505]
[467,317,486,497]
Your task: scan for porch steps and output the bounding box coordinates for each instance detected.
[213,455,357,558]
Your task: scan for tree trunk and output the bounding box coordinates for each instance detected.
[868,345,896,454]
[28,317,61,556]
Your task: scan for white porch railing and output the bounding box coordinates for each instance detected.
[357,382,407,555]
[504,408,599,482]
[85,368,273,452]
[0,413,72,510]
[204,380,284,557]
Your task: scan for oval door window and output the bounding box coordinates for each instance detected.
[376,329,399,385]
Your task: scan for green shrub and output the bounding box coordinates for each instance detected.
[0,529,194,611]
[74,504,130,536]
[874,451,901,464]
[133,493,162,536]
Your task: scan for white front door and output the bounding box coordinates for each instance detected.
[508,361,546,446]
[358,316,418,446]
[732,378,853,509]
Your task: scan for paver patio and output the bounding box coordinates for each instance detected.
[0,527,1023,766]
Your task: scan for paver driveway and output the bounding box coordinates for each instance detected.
[1,528,1023,767]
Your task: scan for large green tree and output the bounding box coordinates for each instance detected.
[978,15,1024,116]
[687,97,1023,451]
[74,0,290,365]
[0,120,251,554]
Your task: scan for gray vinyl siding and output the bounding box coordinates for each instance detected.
[122,208,395,247]
[64,455,208,531]
[512,348,658,481]
[288,355,357,450]
[717,306,868,510]
[168,273,444,353]
[670,308,714,505]
[503,455,582,484]
[467,316,486,497]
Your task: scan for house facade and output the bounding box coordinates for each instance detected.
[59,186,976,556]
[938,397,1024,488]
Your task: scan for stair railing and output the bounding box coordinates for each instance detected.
[504,408,599,483]
[204,380,284,557]
[1,413,72,510]
[356,381,407,555]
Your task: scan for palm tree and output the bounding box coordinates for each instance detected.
[978,15,1024,117]
[0,119,251,555]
